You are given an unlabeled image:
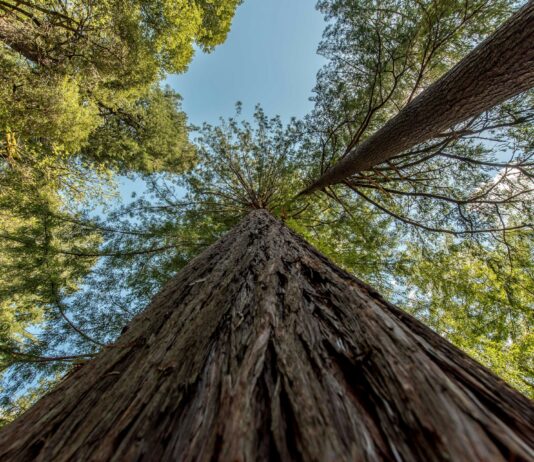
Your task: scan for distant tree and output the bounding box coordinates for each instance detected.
[0,0,240,174]
[298,0,533,238]
[303,0,533,191]
[0,170,103,415]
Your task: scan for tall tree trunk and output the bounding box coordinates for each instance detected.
[0,210,532,461]
[302,1,534,194]
[0,17,54,66]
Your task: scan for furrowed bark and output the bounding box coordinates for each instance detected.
[0,210,532,461]
[302,1,534,194]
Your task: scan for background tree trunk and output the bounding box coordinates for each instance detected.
[302,1,534,194]
[0,17,54,66]
[0,210,532,461]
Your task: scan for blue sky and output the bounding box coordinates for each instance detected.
[167,0,326,125]
[119,0,327,200]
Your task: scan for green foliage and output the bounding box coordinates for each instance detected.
[0,0,241,76]
[397,233,533,396]
[82,86,196,173]
[308,0,518,173]
[0,50,194,176]
[0,376,58,427]
[0,167,103,360]
[0,0,241,176]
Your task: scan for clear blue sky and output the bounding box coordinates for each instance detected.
[119,0,326,201]
[166,0,326,125]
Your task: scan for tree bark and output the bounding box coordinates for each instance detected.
[0,210,532,461]
[0,17,54,66]
[302,1,534,194]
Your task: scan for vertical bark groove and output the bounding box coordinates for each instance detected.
[0,209,532,461]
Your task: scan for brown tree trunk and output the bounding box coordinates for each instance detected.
[0,17,54,66]
[302,1,534,194]
[0,210,532,461]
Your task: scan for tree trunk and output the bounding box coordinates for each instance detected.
[302,1,534,194]
[0,17,54,66]
[0,210,532,461]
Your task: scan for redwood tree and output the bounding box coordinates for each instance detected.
[0,209,532,461]
[303,1,534,193]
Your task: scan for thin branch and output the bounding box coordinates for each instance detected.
[348,184,532,235]
[50,282,106,348]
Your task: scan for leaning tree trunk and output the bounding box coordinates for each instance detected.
[0,210,532,461]
[302,1,534,194]
[0,17,55,67]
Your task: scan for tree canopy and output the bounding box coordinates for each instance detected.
[0,0,241,175]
